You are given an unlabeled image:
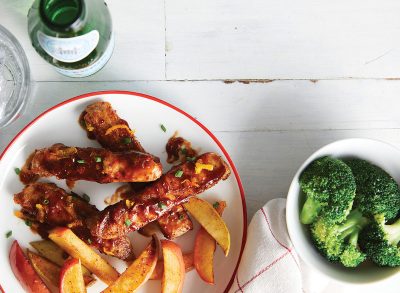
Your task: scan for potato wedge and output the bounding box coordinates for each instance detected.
[27,250,59,293]
[150,252,194,280]
[9,240,51,293]
[65,257,96,286]
[30,240,68,266]
[183,197,230,256]
[30,240,95,286]
[102,235,159,293]
[60,258,86,293]
[49,227,119,285]
[194,201,227,284]
[161,240,185,293]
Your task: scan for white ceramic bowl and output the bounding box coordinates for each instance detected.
[286,138,400,284]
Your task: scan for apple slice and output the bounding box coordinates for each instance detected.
[194,229,215,284]
[9,240,51,293]
[183,197,230,256]
[49,227,119,285]
[150,252,194,280]
[102,235,159,292]
[30,240,95,286]
[27,250,60,292]
[194,201,227,284]
[161,240,185,293]
[60,258,86,293]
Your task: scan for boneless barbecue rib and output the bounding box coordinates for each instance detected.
[80,101,145,153]
[156,204,194,239]
[87,152,231,239]
[117,184,194,239]
[156,135,200,238]
[14,182,135,260]
[81,101,194,239]
[21,143,162,184]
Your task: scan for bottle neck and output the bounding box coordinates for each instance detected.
[39,0,86,32]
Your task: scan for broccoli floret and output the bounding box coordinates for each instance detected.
[359,214,400,267]
[311,217,341,261]
[300,156,356,224]
[339,237,367,268]
[344,159,400,221]
[311,209,368,267]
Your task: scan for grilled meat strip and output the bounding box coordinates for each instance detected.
[81,101,193,239]
[87,152,231,239]
[156,135,200,238]
[21,143,162,184]
[156,205,193,239]
[80,101,145,153]
[14,183,135,260]
[112,183,194,239]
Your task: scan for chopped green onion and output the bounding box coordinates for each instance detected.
[158,202,167,210]
[186,156,196,162]
[71,191,90,203]
[79,119,86,128]
[77,159,85,164]
[213,202,220,209]
[95,156,102,163]
[179,214,185,220]
[175,170,183,178]
[121,137,131,144]
[5,231,12,238]
[181,145,187,155]
[14,168,21,175]
[125,219,132,227]
[82,193,90,203]
[43,199,49,205]
[25,220,32,227]
[70,191,79,198]
[87,238,92,244]
[160,124,167,132]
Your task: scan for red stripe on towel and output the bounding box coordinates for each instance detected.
[261,207,301,270]
[234,251,290,293]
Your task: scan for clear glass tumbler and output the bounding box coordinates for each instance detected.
[0,24,30,129]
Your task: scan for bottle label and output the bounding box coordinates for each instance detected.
[54,32,115,78]
[37,30,100,63]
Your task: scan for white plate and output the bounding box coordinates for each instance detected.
[0,91,247,293]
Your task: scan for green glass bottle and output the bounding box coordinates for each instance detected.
[28,0,114,77]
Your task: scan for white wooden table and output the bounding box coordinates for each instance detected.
[1,1,399,292]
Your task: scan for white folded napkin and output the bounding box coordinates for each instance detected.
[229,198,329,293]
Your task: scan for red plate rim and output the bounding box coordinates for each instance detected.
[0,90,247,293]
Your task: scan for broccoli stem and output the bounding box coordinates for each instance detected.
[348,230,359,246]
[336,209,369,245]
[340,226,357,240]
[337,209,367,233]
[384,218,400,246]
[300,197,322,224]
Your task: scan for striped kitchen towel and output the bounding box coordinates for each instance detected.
[229,198,329,293]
